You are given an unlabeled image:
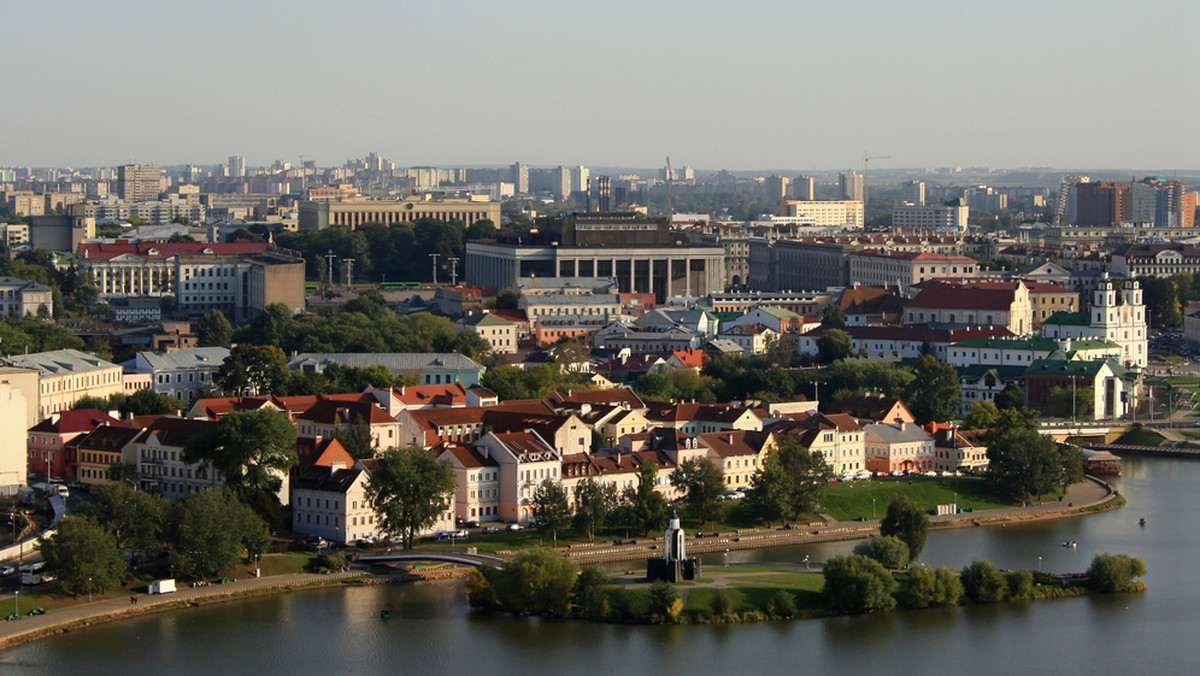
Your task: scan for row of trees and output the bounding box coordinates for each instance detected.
[822,552,1146,615]
[41,485,270,594]
[531,461,669,546]
[230,301,491,361]
[275,218,498,285]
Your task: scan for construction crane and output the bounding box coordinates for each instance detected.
[863,151,892,211]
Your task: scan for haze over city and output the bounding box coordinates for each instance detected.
[7,0,1197,171]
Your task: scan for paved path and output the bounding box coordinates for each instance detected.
[0,570,360,648]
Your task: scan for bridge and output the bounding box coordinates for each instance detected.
[1037,421,1123,441]
[357,551,506,569]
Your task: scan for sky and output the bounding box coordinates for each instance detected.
[5,0,1198,172]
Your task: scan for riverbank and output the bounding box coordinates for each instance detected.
[0,571,364,651]
[0,476,1120,651]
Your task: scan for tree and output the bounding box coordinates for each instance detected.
[745,453,794,526]
[817,329,853,363]
[572,565,612,620]
[39,516,126,596]
[962,400,1001,429]
[821,303,847,327]
[906,354,961,424]
[995,382,1026,410]
[573,477,617,543]
[1060,444,1086,494]
[71,395,111,411]
[986,427,1061,502]
[1087,553,1147,592]
[184,408,299,497]
[531,480,571,547]
[491,288,521,310]
[880,495,929,562]
[853,535,911,569]
[118,387,183,417]
[625,461,669,536]
[196,309,234,347]
[1047,386,1094,418]
[899,564,962,609]
[710,588,734,619]
[646,580,683,623]
[170,489,269,580]
[960,559,1008,603]
[214,344,289,395]
[822,554,896,614]
[1006,569,1033,598]
[768,590,797,618]
[333,414,375,460]
[493,547,580,616]
[82,482,170,563]
[670,458,726,525]
[365,446,456,550]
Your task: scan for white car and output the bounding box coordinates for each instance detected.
[506,523,524,532]
[0,565,15,576]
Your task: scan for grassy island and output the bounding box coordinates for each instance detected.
[466,549,1146,625]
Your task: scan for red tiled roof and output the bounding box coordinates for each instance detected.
[30,409,130,434]
[437,441,498,469]
[553,388,644,409]
[488,309,528,323]
[297,397,397,424]
[908,281,1021,311]
[393,383,468,407]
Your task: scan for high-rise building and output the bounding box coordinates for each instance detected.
[1056,175,1089,224]
[117,164,162,202]
[1074,181,1130,227]
[793,175,815,201]
[839,170,864,202]
[571,166,590,194]
[765,176,790,201]
[511,162,529,194]
[903,180,926,206]
[228,156,246,178]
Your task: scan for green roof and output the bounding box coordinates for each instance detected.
[710,311,743,323]
[458,312,513,327]
[952,337,1059,350]
[1025,358,1134,380]
[1043,311,1091,327]
[758,306,801,319]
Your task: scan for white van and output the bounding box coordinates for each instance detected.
[55,484,70,499]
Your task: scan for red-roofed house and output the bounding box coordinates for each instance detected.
[28,409,129,483]
[366,383,470,416]
[697,430,778,490]
[132,417,221,500]
[766,412,865,476]
[904,279,1032,335]
[474,430,561,523]
[436,441,502,523]
[666,349,708,371]
[294,396,401,454]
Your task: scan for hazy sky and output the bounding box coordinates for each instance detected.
[6,1,1197,172]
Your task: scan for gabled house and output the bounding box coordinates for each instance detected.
[28,409,129,483]
[294,395,401,455]
[474,430,561,523]
[68,424,142,488]
[697,430,778,490]
[767,412,865,476]
[643,402,764,437]
[839,393,915,425]
[863,421,936,474]
[437,441,502,523]
[133,417,222,501]
[925,423,989,473]
[291,441,387,546]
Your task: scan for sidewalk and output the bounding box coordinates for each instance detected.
[0,569,360,648]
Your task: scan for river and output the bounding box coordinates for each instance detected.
[2,456,1197,675]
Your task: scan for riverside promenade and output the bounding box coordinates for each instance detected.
[560,476,1116,565]
[0,570,360,649]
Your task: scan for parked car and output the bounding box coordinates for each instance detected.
[453,529,469,538]
[482,526,500,534]
[506,523,524,532]
[465,520,480,529]
[0,565,15,576]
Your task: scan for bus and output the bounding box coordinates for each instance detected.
[304,282,320,293]
[20,562,53,585]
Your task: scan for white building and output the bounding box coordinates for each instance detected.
[1042,276,1147,368]
[125,347,229,402]
[892,203,969,232]
[0,277,52,318]
[777,200,864,228]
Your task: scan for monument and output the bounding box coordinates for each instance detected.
[646,513,701,582]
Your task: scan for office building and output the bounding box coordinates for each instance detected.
[228,156,246,178]
[892,202,969,232]
[777,200,864,228]
[839,170,864,202]
[297,196,500,230]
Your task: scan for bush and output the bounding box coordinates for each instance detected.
[710,588,733,620]
[898,566,937,609]
[1087,553,1147,592]
[572,566,612,620]
[310,552,347,573]
[466,566,500,609]
[933,565,964,606]
[768,590,797,618]
[822,554,896,614]
[960,559,1008,603]
[880,496,929,562]
[853,535,911,569]
[1006,569,1034,598]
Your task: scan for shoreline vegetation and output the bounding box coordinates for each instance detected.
[467,550,1147,626]
[0,475,1128,647]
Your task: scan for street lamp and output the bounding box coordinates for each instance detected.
[1038,556,1043,572]
[88,576,92,603]
[13,590,17,617]
[254,554,260,578]
[872,498,876,519]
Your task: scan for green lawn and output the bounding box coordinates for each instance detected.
[1165,376,1200,386]
[821,476,1013,522]
[1113,427,1168,447]
[257,552,317,577]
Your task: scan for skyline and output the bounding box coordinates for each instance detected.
[6,1,1198,170]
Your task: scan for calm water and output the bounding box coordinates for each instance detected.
[3,457,1195,675]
